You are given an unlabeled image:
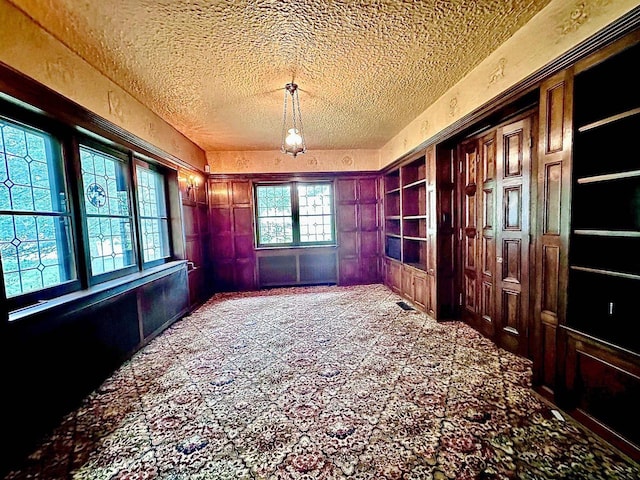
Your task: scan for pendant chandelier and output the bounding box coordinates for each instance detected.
[281,82,306,157]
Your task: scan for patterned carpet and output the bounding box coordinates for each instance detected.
[5,284,639,479]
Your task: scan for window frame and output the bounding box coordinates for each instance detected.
[133,158,172,268]
[0,74,185,318]
[77,138,140,285]
[254,180,336,248]
[0,106,81,311]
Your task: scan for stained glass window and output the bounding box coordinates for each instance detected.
[80,145,135,276]
[298,183,334,243]
[136,164,169,263]
[0,118,75,297]
[256,184,293,245]
[255,182,334,247]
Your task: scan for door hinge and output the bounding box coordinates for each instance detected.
[459,160,463,173]
[459,293,463,306]
[459,228,463,241]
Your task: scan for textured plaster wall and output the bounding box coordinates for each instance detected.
[207,149,379,175]
[0,0,206,170]
[379,0,640,168]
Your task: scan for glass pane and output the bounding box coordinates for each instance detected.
[258,217,293,244]
[136,165,169,263]
[140,217,170,262]
[298,183,332,216]
[0,119,67,213]
[298,183,333,243]
[80,146,130,217]
[86,215,135,276]
[256,185,292,217]
[0,214,75,297]
[0,119,75,297]
[299,214,333,243]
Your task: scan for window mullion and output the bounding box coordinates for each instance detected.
[65,134,90,288]
[129,153,143,270]
[291,181,300,245]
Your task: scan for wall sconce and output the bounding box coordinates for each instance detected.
[281,82,306,157]
[186,175,200,198]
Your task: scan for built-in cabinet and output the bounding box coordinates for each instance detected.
[562,35,640,456]
[532,32,640,459]
[380,27,640,461]
[382,146,438,317]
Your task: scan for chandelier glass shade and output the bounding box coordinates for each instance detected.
[281,82,306,157]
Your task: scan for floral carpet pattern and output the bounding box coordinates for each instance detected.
[5,284,639,479]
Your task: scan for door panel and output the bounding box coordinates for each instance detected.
[495,117,532,356]
[479,132,497,336]
[461,140,479,327]
[460,132,496,337]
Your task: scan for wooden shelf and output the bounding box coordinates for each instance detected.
[404,236,427,242]
[571,265,640,281]
[385,187,401,194]
[573,229,640,238]
[385,233,401,239]
[577,107,640,133]
[577,170,640,184]
[385,215,401,220]
[402,178,427,190]
[403,215,427,220]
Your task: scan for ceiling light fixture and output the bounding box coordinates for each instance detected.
[281,82,306,157]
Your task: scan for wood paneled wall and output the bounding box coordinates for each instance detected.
[207,173,382,292]
[209,178,256,291]
[533,69,574,399]
[2,263,189,474]
[336,176,381,285]
[180,174,213,309]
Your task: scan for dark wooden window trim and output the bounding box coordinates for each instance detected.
[0,66,191,319]
[254,180,336,248]
[133,158,173,269]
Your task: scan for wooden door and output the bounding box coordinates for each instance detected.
[478,132,498,338]
[460,137,480,329]
[459,115,533,356]
[460,132,497,338]
[495,117,532,356]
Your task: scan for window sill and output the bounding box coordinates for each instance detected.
[8,260,188,323]
[255,244,337,252]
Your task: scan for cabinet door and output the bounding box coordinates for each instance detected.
[402,265,414,301]
[413,271,427,311]
[389,260,402,293]
[533,69,573,398]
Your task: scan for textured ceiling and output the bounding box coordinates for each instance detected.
[9,0,552,152]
